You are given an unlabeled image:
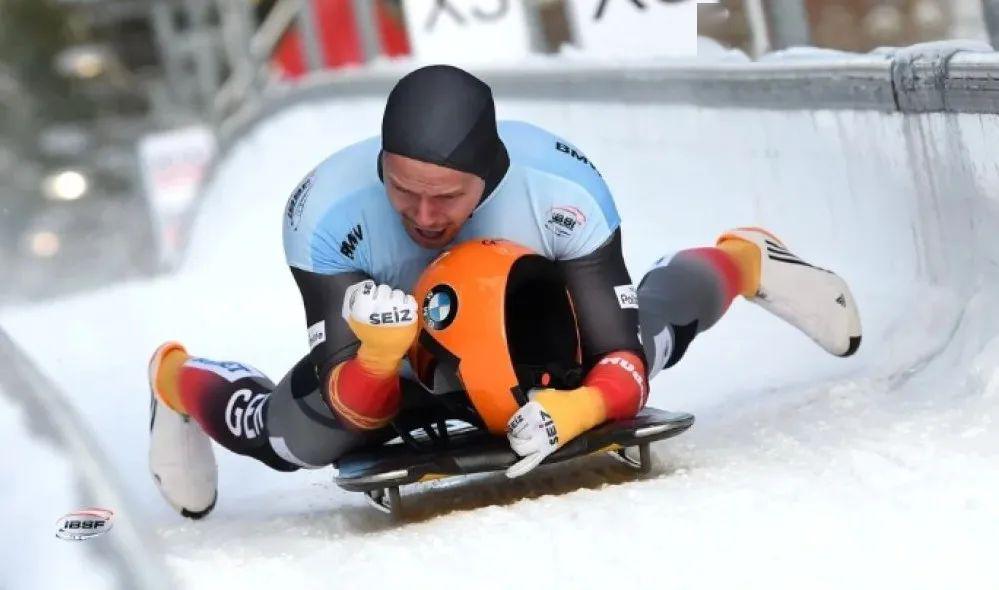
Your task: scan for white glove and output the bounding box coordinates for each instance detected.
[505,398,560,478]
[341,280,418,374]
[342,280,417,328]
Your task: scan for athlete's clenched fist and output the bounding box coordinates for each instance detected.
[342,280,418,374]
[505,384,610,478]
[505,398,561,478]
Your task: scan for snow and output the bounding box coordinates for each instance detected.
[4,86,999,588]
[0,384,119,589]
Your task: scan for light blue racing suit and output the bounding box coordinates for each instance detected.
[284,120,621,292]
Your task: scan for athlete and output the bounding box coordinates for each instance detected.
[147,65,861,518]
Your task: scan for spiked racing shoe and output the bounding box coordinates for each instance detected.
[718,228,862,357]
[148,342,218,519]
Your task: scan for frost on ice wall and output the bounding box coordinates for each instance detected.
[2,75,998,588]
[183,94,999,399]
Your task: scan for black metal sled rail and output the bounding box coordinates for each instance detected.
[334,407,694,522]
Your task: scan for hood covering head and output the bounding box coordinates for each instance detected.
[380,65,509,200]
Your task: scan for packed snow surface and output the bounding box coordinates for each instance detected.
[3,91,999,588]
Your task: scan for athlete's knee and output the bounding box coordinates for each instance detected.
[638,250,736,378]
[640,249,734,329]
[253,444,301,472]
[267,408,387,469]
[266,355,391,468]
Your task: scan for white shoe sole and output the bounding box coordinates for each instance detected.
[721,229,862,357]
[148,345,219,519]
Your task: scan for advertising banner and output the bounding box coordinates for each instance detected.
[401,0,534,62]
[137,125,216,268]
[566,0,701,57]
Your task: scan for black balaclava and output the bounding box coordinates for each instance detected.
[379,65,509,204]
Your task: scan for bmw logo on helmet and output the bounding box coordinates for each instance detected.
[423,284,458,330]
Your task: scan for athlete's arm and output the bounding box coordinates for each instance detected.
[558,228,647,420]
[290,268,410,430]
[291,268,364,373]
[507,229,648,477]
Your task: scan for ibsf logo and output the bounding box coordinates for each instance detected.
[545,206,587,238]
[56,508,114,541]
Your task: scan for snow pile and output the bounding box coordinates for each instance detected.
[3,82,999,587]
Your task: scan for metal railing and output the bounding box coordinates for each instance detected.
[212,40,999,152]
[213,0,304,122]
[150,1,999,131]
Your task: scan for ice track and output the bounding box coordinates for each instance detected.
[3,93,999,588]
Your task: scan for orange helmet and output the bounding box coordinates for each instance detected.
[411,239,582,434]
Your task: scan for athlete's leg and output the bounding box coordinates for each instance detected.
[172,355,299,471]
[265,355,397,469]
[172,353,394,471]
[638,228,861,379]
[638,245,747,380]
[151,345,404,518]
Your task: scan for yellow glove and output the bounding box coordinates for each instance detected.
[505,386,607,478]
[341,280,419,376]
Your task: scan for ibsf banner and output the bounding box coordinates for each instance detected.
[400,0,535,62]
[138,126,216,269]
[566,0,702,57]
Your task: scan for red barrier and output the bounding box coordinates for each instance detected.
[273,0,410,78]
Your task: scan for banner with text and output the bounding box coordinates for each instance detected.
[401,0,534,63]
[566,0,701,57]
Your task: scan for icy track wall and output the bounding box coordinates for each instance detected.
[3,45,999,587]
[185,47,999,394]
[146,45,999,497]
[8,47,999,489]
[0,327,173,590]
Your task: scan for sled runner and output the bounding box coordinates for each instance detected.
[334,406,694,521]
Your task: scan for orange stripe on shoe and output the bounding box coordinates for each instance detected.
[151,342,190,414]
[715,237,763,298]
[727,226,783,245]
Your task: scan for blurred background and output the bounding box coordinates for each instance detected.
[5,4,999,588]
[0,0,992,306]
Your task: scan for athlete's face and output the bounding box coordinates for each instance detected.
[383,152,485,249]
